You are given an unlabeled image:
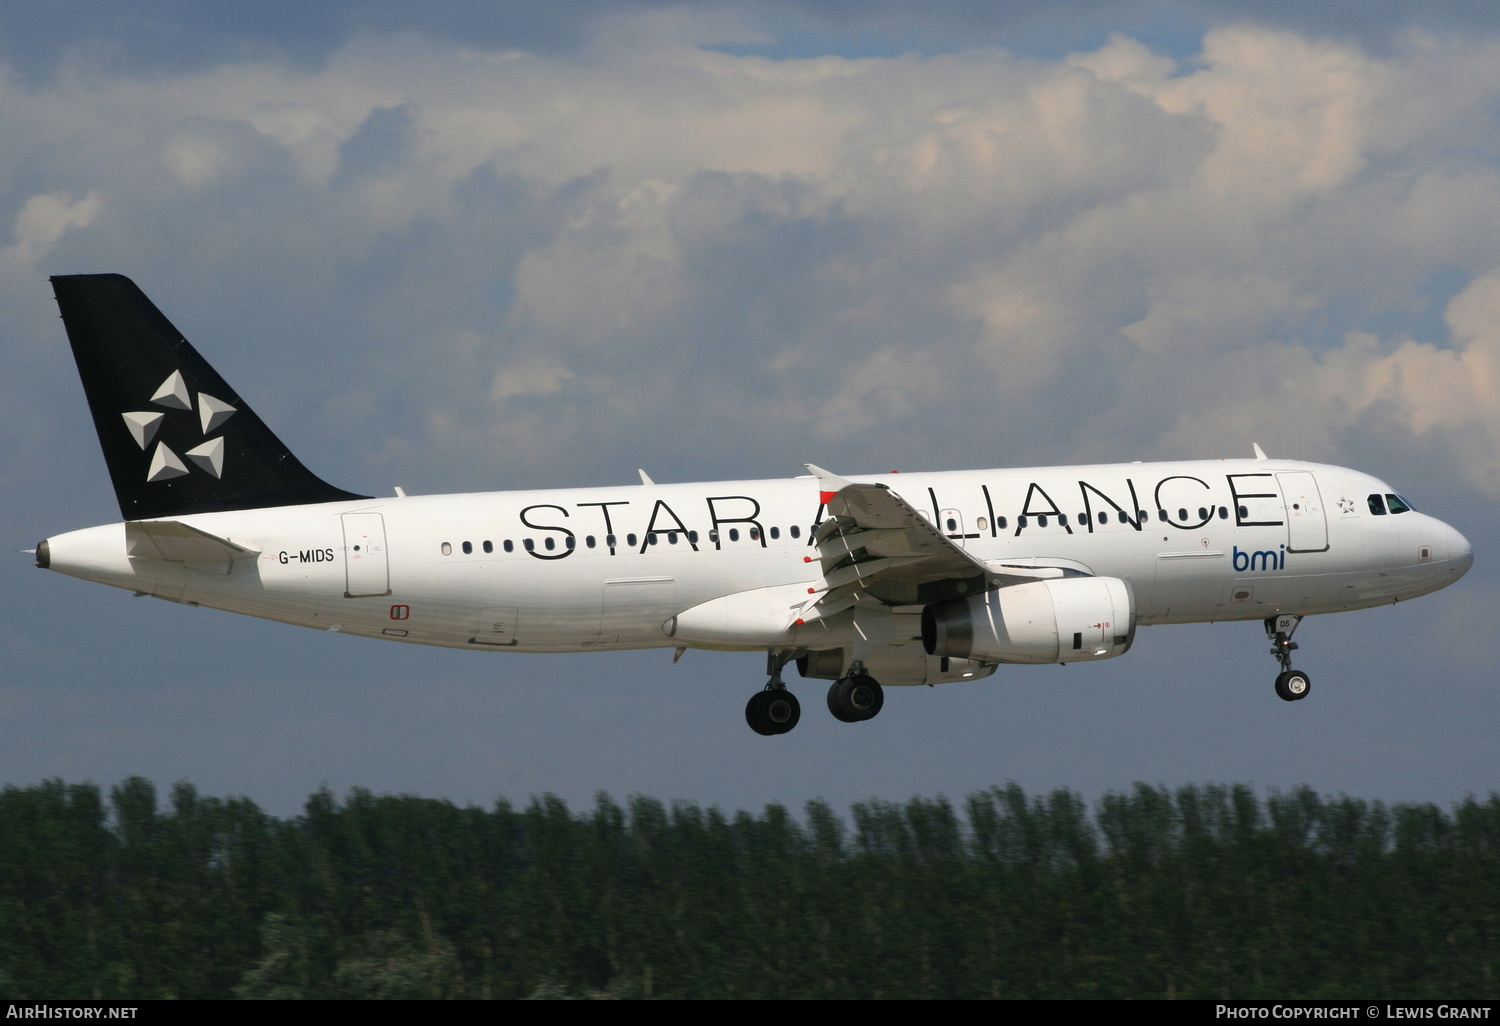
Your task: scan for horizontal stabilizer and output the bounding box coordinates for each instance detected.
[126,520,260,563]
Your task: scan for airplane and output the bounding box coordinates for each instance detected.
[33,274,1474,735]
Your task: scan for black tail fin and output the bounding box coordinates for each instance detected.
[52,273,367,520]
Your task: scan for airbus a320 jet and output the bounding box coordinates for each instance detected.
[34,275,1473,734]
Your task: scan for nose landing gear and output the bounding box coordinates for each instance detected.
[1266,614,1311,702]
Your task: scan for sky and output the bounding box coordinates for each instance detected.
[2,1,1497,821]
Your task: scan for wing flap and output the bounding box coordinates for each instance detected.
[797,464,1097,621]
[801,464,999,610]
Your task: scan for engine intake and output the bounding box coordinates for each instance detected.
[922,576,1135,664]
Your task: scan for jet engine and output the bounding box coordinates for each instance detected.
[921,576,1135,664]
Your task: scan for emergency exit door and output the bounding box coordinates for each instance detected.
[342,513,391,597]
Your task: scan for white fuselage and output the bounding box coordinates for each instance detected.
[41,457,1472,677]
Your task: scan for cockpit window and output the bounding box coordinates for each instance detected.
[1386,493,1414,514]
[1367,494,1387,516]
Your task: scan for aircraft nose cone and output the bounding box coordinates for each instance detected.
[1448,523,1473,579]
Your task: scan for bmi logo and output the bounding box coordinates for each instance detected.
[1233,545,1285,572]
[120,370,237,483]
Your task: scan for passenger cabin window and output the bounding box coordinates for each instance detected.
[729,528,740,541]
[789,526,800,539]
[524,539,534,552]
[462,541,472,554]
[440,542,452,555]
[586,536,596,548]
[769,527,780,540]
[504,540,514,552]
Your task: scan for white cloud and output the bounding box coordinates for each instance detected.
[4,190,101,266]
[490,354,574,403]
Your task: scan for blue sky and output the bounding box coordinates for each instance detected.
[2,2,1497,819]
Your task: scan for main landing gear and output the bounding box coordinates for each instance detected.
[827,663,884,723]
[743,654,886,734]
[746,651,800,736]
[1265,614,1311,702]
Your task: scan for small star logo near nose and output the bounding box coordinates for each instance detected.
[1337,496,1355,514]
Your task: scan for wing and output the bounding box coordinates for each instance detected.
[799,464,1050,623]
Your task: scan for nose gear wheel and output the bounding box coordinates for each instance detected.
[1265,615,1311,702]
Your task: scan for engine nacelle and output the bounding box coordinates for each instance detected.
[922,576,1135,664]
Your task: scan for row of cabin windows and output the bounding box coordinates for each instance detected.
[438,524,804,557]
[957,507,1244,533]
[439,498,1351,554]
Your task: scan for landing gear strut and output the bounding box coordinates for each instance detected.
[746,651,801,735]
[1265,614,1311,702]
[827,663,884,723]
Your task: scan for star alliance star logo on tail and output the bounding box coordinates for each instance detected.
[120,370,237,483]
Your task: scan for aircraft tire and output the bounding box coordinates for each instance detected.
[828,674,884,722]
[1274,670,1311,702]
[746,691,775,734]
[827,678,859,722]
[747,690,801,735]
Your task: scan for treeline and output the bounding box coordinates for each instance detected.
[0,779,1496,999]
